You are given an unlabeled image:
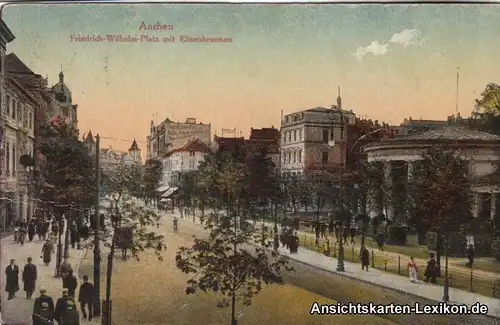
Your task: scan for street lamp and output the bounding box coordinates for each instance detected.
[327,107,346,272]
[93,134,102,317]
[442,232,450,302]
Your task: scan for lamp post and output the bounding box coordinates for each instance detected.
[93,133,102,317]
[327,104,345,272]
[442,232,450,302]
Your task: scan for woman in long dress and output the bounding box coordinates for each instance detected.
[408,256,418,282]
[41,239,54,266]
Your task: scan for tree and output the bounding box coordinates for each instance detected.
[307,170,336,242]
[476,83,500,115]
[245,150,276,219]
[175,155,291,325]
[409,148,473,267]
[142,159,163,205]
[37,116,95,273]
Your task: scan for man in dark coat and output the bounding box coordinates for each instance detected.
[33,288,55,325]
[424,253,438,284]
[61,299,80,325]
[5,259,19,300]
[70,224,78,248]
[22,257,38,299]
[28,220,36,242]
[360,245,370,271]
[78,275,95,320]
[63,270,78,298]
[54,288,76,324]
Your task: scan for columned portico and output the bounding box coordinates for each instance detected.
[363,127,500,224]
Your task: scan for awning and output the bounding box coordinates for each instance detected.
[156,185,169,193]
[162,187,179,198]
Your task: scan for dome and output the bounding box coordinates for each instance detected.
[51,71,71,97]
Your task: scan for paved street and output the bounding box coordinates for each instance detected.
[76,206,498,325]
[0,230,96,325]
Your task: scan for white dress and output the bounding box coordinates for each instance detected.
[408,262,418,282]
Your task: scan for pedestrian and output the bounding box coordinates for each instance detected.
[79,222,89,242]
[61,298,80,325]
[59,258,73,280]
[466,244,475,268]
[350,226,356,245]
[28,220,36,242]
[19,225,27,246]
[33,288,55,325]
[22,257,38,299]
[54,288,76,324]
[63,270,78,298]
[5,259,19,300]
[408,256,419,283]
[14,219,21,242]
[360,245,370,271]
[424,253,438,284]
[70,224,78,248]
[343,225,349,245]
[41,239,54,266]
[78,275,95,321]
[375,232,385,251]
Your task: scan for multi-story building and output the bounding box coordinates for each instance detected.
[83,132,142,172]
[3,74,37,222]
[2,53,78,226]
[245,127,280,168]
[160,138,209,187]
[0,19,15,229]
[280,93,356,176]
[147,117,211,159]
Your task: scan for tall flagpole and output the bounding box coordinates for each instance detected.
[456,66,460,114]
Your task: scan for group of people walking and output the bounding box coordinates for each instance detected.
[4,257,96,324]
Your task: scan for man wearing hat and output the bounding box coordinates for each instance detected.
[33,288,54,325]
[5,259,19,300]
[54,288,76,324]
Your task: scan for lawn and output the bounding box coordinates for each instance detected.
[299,235,499,299]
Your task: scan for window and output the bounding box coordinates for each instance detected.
[293,151,296,163]
[12,147,16,173]
[11,99,15,119]
[282,153,286,164]
[17,102,22,121]
[29,112,33,129]
[287,152,291,163]
[298,150,302,162]
[298,129,302,141]
[5,142,10,175]
[6,95,10,116]
[322,151,328,164]
[322,129,329,143]
[293,130,297,142]
[189,151,195,157]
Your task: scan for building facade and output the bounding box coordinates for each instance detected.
[160,138,209,187]
[0,19,15,229]
[147,117,211,159]
[245,127,280,168]
[363,127,500,224]
[2,75,37,224]
[280,95,356,176]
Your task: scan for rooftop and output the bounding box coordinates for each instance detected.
[393,127,500,142]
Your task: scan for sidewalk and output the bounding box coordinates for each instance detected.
[167,209,500,319]
[1,233,93,325]
[291,224,500,281]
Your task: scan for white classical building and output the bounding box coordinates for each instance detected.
[280,93,356,176]
[158,138,209,197]
[363,127,500,222]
